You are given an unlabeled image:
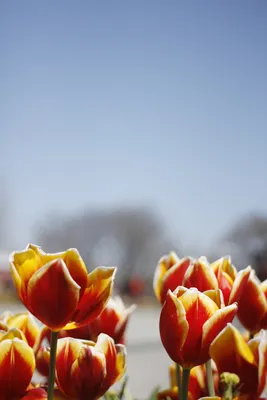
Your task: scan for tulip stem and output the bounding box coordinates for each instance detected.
[175,364,181,393]
[181,368,190,400]
[206,359,215,396]
[47,330,59,400]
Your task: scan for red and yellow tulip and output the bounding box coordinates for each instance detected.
[211,257,251,306]
[237,271,267,334]
[154,253,251,310]
[160,287,237,368]
[0,328,35,400]
[60,296,136,345]
[9,244,116,331]
[154,252,192,304]
[0,311,40,348]
[54,334,126,400]
[210,324,267,398]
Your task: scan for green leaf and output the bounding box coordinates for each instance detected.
[147,386,161,400]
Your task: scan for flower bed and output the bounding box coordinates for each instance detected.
[0,245,266,400]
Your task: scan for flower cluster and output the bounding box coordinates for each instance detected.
[1,244,135,400]
[154,252,267,400]
[1,243,267,400]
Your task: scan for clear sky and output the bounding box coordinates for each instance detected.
[1,1,267,252]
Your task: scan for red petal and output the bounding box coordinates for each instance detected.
[228,266,251,305]
[237,273,267,333]
[65,267,116,329]
[159,291,189,365]
[0,338,35,399]
[201,303,238,362]
[160,258,191,303]
[71,345,106,400]
[55,338,83,398]
[183,259,218,292]
[95,334,118,395]
[179,290,218,367]
[27,259,80,330]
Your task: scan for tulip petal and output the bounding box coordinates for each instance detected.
[27,259,81,330]
[6,313,40,348]
[210,323,255,367]
[237,272,267,333]
[9,247,42,301]
[95,334,124,395]
[0,321,8,332]
[173,285,189,297]
[211,256,236,281]
[96,334,126,388]
[180,290,218,366]
[159,291,189,365]
[0,338,35,398]
[65,267,116,329]
[183,259,218,292]
[41,247,89,293]
[56,338,84,398]
[203,289,224,308]
[0,327,27,342]
[228,266,251,305]
[160,258,191,304]
[84,297,135,344]
[115,343,127,381]
[71,345,106,400]
[153,252,179,302]
[35,345,50,377]
[201,304,238,360]
[210,324,258,394]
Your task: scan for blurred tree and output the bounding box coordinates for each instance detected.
[225,214,267,280]
[35,206,179,294]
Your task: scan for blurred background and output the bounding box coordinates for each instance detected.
[1,1,267,396]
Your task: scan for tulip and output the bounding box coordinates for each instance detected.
[182,257,219,293]
[0,311,40,348]
[54,334,126,400]
[160,287,238,368]
[9,244,116,331]
[210,324,267,398]
[211,257,251,306]
[154,252,192,304]
[60,296,136,344]
[236,271,267,334]
[0,328,35,400]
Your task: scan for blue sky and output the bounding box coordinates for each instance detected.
[1,1,267,252]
